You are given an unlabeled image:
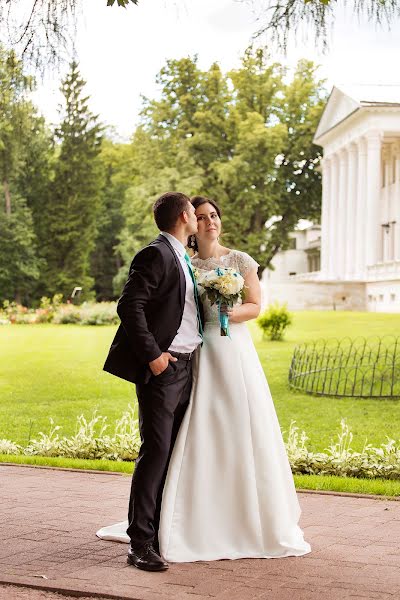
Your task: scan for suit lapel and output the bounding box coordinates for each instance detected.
[154,234,186,309]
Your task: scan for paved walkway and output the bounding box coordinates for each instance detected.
[0,465,399,600]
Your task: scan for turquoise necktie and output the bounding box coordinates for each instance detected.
[184,253,203,338]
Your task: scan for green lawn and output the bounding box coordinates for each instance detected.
[1,312,399,452]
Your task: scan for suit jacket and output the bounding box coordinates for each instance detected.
[103,234,203,384]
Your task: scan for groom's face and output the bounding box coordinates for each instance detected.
[185,202,198,235]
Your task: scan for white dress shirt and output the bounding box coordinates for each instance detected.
[160,232,202,353]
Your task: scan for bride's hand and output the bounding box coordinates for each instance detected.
[226,306,239,322]
[220,304,239,322]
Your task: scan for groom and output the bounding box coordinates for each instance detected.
[104,192,203,571]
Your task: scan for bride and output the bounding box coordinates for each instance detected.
[97,196,311,562]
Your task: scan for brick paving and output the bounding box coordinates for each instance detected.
[0,465,399,600]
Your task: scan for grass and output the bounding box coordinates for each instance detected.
[1,454,399,497]
[293,474,400,498]
[1,324,134,446]
[0,453,135,473]
[1,312,399,453]
[250,311,400,451]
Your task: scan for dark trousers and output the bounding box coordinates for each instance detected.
[126,357,193,547]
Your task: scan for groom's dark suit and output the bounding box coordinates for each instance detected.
[104,233,203,548]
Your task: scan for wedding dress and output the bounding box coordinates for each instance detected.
[97,250,311,561]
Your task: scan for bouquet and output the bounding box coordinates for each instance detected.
[196,267,245,336]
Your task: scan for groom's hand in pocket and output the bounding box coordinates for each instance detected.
[149,352,178,376]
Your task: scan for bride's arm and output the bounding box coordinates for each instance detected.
[227,268,261,323]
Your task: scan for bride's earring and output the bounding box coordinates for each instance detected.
[189,235,196,249]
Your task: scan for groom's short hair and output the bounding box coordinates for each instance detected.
[153,192,191,231]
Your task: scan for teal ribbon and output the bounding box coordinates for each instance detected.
[218,300,230,337]
[184,253,203,338]
[215,267,230,338]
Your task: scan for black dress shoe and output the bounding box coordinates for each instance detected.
[127,543,168,572]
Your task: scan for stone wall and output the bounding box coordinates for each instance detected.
[366,280,400,312]
[262,280,367,311]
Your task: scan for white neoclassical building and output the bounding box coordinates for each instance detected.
[263,85,400,312]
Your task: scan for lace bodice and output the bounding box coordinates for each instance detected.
[192,250,259,324]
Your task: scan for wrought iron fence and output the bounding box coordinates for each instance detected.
[288,336,400,398]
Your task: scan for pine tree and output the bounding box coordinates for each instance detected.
[44,61,104,300]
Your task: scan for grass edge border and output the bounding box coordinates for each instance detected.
[1,459,399,501]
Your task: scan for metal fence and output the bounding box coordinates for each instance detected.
[288,336,400,398]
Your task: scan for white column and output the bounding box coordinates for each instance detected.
[395,144,400,260]
[382,148,391,262]
[365,132,382,267]
[329,154,339,277]
[355,137,367,277]
[337,148,348,279]
[320,156,331,277]
[345,143,358,278]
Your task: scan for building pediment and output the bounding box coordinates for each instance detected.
[314,84,400,144]
[314,87,360,143]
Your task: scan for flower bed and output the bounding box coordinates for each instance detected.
[0,297,119,326]
[1,413,398,479]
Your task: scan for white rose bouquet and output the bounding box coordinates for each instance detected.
[196,267,245,336]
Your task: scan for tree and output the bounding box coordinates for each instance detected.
[216,50,288,268]
[0,46,34,215]
[115,51,326,281]
[1,1,399,68]
[0,0,137,70]
[0,197,42,304]
[0,45,44,303]
[43,61,104,300]
[263,59,326,264]
[253,0,400,52]
[91,139,133,300]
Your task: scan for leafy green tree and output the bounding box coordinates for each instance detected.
[113,125,203,293]
[252,0,400,52]
[0,197,42,304]
[44,61,104,300]
[16,114,54,295]
[0,1,138,69]
[0,46,34,215]
[264,59,326,265]
[115,51,326,281]
[1,1,398,66]
[91,139,133,300]
[0,46,44,303]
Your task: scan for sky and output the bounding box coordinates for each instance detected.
[31,0,400,140]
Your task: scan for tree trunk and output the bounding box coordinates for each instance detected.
[3,179,11,215]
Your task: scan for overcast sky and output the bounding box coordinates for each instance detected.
[31,0,400,140]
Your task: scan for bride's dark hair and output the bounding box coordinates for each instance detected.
[188,196,222,252]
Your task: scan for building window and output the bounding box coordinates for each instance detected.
[368,295,373,302]
[391,293,396,302]
[379,294,384,302]
[393,156,397,184]
[289,272,297,276]
[288,238,296,250]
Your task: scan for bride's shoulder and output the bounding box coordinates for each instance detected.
[229,249,260,276]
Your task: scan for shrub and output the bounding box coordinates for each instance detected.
[0,439,22,455]
[25,407,140,461]
[285,420,400,480]
[257,302,293,341]
[1,415,399,480]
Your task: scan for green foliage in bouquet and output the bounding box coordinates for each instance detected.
[203,286,245,309]
[257,302,293,341]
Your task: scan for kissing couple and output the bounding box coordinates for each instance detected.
[98,192,311,570]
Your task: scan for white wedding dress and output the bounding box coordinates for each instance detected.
[97,250,311,562]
